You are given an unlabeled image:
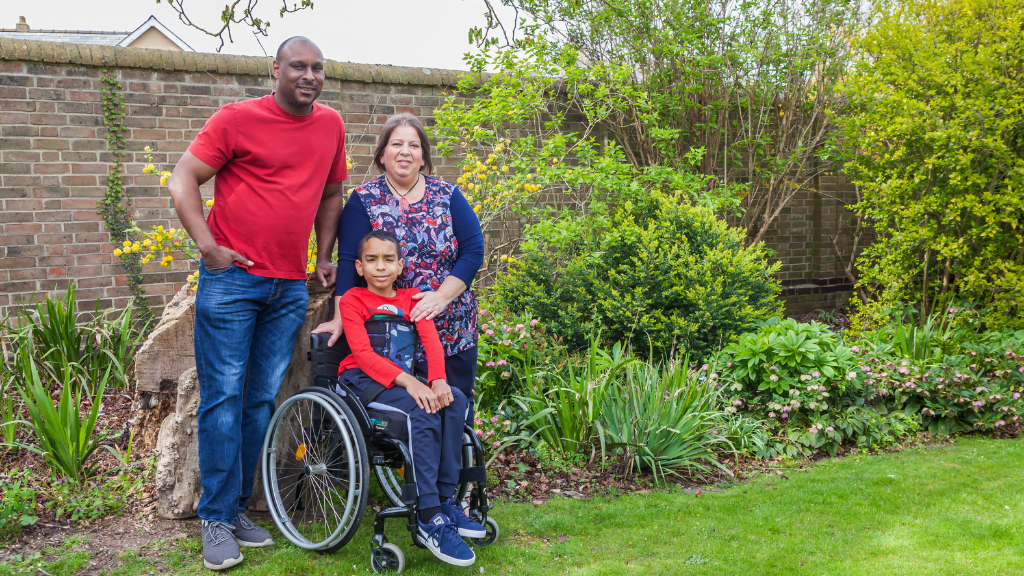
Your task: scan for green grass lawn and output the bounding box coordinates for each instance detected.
[12,437,1024,576]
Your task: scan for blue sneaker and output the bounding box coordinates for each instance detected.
[440,498,486,538]
[417,513,476,566]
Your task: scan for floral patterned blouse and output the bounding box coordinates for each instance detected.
[347,175,481,357]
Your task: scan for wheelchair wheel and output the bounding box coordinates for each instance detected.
[370,542,405,574]
[262,389,369,553]
[374,431,476,508]
[470,516,499,547]
[373,463,406,508]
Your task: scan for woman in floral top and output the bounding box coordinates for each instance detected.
[314,113,485,418]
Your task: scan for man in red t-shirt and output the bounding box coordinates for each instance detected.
[167,36,346,571]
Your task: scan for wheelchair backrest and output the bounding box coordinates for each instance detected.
[309,332,350,388]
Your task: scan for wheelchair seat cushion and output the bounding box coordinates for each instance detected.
[365,406,410,442]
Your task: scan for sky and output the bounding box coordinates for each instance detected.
[0,0,518,70]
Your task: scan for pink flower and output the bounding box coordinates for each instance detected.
[475,429,483,436]
[727,362,733,368]
[995,420,1006,427]
[501,371,511,378]
[1019,366,1024,373]
[782,406,791,412]
[496,359,507,366]
[819,386,827,392]
[809,427,818,434]
[485,361,495,368]
[769,374,779,381]
[530,319,539,327]
[475,418,483,426]
[769,366,777,371]
[973,401,984,407]
[825,426,834,432]
[490,416,500,424]
[701,364,710,371]
[768,412,776,418]
[485,329,495,337]
[732,400,743,406]
[515,323,525,331]
[1014,393,1021,400]
[851,346,860,353]
[491,441,501,450]
[502,324,510,332]
[480,310,489,317]
[812,371,821,378]
[781,413,789,419]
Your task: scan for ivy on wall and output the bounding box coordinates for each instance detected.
[98,69,154,326]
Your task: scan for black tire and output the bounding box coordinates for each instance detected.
[371,542,405,573]
[261,387,369,553]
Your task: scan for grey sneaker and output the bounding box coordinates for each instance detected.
[233,512,273,547]
[202,520,243,570]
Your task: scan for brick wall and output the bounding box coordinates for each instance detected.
[0,38,860,320]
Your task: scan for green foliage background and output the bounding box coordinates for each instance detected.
[840,0,1024,327]
[492,193,782,360]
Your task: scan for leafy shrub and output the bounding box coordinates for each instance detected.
[493,193,782,360]
[722,317,859,396]
[0,469,38,540]
[475,306,561,408]
[504,340,638,458]
[600,359,731,480]
[12,349,110,483]
[839,0,1024,328]
[4,283,138,393]
[853,332,1024,436]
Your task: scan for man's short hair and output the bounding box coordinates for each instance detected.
[357,230,401,259]
[276,36,317,61]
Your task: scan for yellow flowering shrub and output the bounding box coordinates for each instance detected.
[114,154,353,288]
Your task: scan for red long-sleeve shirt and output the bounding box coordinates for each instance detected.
[337,287,446,387]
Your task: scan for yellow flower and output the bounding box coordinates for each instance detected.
[474,204,481,213]
[462,165,471,172]
[143,239,152,247]
[501,166,509,173]
[205,199,214,208]
[164,247,172,253]
[145,164,155,173]
[121,240,131,247]
[173,242,180,247]
[157,226,164,231]
[467,183,475,190]
[144,146,151,152]
[160,174,170,186]
[113,248,122,256]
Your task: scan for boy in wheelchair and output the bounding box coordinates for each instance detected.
[334,229,484,566]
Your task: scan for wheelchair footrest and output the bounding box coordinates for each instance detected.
[458,465,487,485]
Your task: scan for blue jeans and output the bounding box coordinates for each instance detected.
[194,261,308,523]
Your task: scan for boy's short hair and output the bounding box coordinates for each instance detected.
[357,229,401,259]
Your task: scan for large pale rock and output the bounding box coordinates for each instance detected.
[154,367,201,519]
[135,284,196,394]
[152,281,333,518]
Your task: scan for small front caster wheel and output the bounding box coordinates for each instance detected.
[470,516,499,546]
[371,542,405,573]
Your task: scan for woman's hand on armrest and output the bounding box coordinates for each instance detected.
[311,318,344,346]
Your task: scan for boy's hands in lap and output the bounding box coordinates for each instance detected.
[430,380,454,408]
[396,373,440,413]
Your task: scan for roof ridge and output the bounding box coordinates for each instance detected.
[0,29,131,34]
[0,37,473,87]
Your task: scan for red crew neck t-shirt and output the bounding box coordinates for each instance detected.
[188,95,347,279]
[337,288,447,388]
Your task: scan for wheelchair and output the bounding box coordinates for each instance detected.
[260,332,498,573]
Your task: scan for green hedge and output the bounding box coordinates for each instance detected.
[493,194,782,360]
